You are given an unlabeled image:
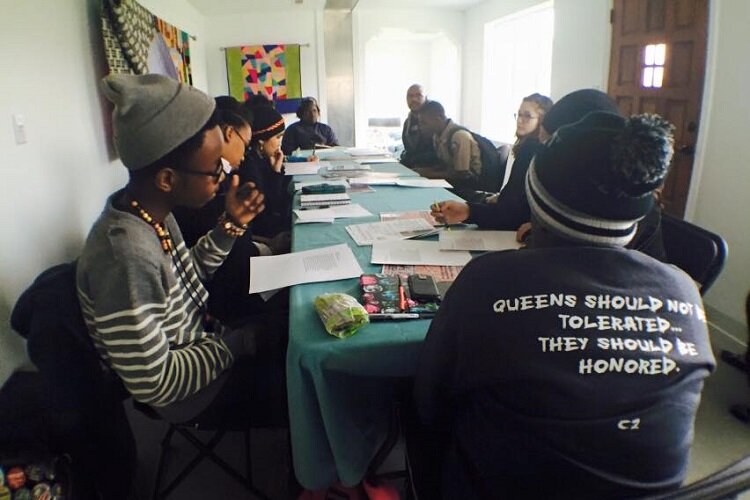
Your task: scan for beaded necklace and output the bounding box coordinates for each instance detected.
[128,199,174,254]
[126,196,212,328]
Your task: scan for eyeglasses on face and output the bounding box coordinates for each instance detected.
[232,127,252,152]
[178,160,226,183]
[514,112,539,122]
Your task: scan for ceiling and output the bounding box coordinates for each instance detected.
[186,0,483,15]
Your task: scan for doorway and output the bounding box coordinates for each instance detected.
[608,0,708,218]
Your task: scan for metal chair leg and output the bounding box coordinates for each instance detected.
[151,425,176,500]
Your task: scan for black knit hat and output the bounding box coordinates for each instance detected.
[526,111,674,246]
[543,89,618,134]
[250,106,285,144]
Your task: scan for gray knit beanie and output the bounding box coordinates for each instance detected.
[101,74,216,170]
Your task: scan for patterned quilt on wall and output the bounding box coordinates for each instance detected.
[101,0,193,84]
[225,44,302,113]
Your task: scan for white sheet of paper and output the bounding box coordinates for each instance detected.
[284,162,329,176]
[439,230,522,251]
[293,208,335,224]
[345,218,435,246]
[348,177,398,186]
[371,240,472,266]
[328,204,372,218]
[293,179,349,191]
[294,204,372,223]
[249,244,363,293]
[395,178,453,188]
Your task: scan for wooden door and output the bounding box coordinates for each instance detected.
[608,0,708,218]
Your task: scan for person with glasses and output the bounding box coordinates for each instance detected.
[76,74,294,427]
[173,97,290,327]
[429,93,552,229]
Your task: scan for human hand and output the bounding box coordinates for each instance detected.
[307,154,319,162]
[430,200,470,225]
[269,148,284,172]
[224,175,265,227]
[516,222,532,244]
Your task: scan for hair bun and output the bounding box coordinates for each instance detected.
[611,114,675,196]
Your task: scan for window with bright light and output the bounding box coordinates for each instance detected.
[642,43,666,88]
[363,30,459,153]
[481,3,554,144]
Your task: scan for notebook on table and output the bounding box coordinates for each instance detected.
[299,193,352,208]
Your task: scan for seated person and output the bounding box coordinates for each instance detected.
[431,89,614,231]
[77,74,287,427]
[172,98,288,326]
[482,92,553,202]
[281,97,338,155]
[414,111,715,499]
[430,89,670,259]
[241,103,293,241]
[415,100,483,189]
[400,84,439,167]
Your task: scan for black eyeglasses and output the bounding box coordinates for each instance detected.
[179,161,226,183]
[233,128,252,152]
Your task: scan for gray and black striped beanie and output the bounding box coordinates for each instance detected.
[526,111,674,246]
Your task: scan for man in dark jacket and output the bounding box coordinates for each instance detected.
[400,84,438,167]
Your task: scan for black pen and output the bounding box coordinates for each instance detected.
[300,205,330,210]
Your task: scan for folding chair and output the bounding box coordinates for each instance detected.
[134,402,272,500]
[660,213,728,295]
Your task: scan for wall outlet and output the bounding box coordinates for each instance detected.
[12,114,27,145]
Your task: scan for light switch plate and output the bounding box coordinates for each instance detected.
[13,114,27,144]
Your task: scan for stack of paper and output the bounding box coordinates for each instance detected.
[284,162,327,176]
[345,219,435,246]
[438,230,522,251]
[299,193,351,208]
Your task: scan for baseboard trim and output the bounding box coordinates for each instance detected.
[706,304,747,348]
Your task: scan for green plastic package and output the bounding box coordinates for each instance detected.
[314,293,369,338]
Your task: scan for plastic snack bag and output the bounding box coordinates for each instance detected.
[314,293,369,338]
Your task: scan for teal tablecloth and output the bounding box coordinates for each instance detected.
[287,164,460,489]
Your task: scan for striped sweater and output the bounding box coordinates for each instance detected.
[76,191,239,407]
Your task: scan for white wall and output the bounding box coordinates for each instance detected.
[353,7,464,145]
[548,0,611,99]
[462,0,611,131]
[0,0,208,387]
[202,9,321,105]
[689,0,750,325]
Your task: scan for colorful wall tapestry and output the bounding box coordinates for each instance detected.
[225,44,302,113]
[155,18,193,85]
[101,0,193,84]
